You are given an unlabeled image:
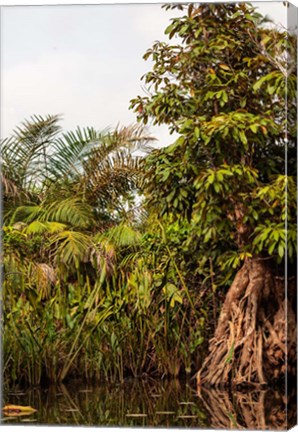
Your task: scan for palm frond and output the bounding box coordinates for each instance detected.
[82,148,141,202]
[104,124,155,154]
[1,172,21,198]
[31,263,57,299]
[47,126,109,181]
[50,230,92,267]
[42,197,94,229]
[90,238,116,276]
[1,114,62,192]
[101,223,142,249]
[9,205,43,225]
[46,124,153,184]
[12,114,61,143]
[8,197,94,230]
[24,221,67,235]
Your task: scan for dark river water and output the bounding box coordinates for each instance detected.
[1,379,296,429]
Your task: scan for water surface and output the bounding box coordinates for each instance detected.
[1,379,295,429]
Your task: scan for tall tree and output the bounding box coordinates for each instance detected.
[131,3,297,387]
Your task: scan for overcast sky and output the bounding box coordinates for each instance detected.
[1,2,288,147]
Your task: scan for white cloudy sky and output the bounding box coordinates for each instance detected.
[1,1,288,147]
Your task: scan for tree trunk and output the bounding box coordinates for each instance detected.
[197,258,296,388]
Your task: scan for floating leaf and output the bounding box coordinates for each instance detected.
[2,405,37,415]
[219,63,230,71]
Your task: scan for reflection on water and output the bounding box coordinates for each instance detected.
[198,386,296,430]
[1,379,296,429]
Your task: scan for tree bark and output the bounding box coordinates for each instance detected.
[197,258,296,388]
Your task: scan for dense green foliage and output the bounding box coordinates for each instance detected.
[2,3,296,386]
[131,3,296,285]
[2,116,206,385]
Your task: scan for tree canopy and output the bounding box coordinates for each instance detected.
[131,2,296,276]
[130,2,297,387]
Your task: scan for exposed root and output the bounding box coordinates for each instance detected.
[197,259,296,388]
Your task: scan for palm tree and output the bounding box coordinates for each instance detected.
[2,114,154,291]
[1,115,62,212]
[2,115,153,220]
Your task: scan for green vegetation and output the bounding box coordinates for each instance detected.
[2,115,206,385]
[2,3,296,387]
